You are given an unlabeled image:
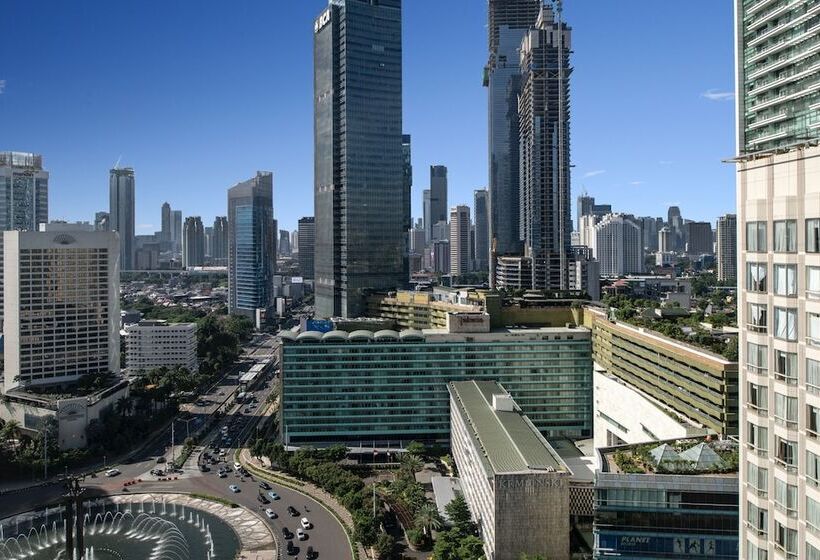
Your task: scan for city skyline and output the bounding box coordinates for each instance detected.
[0,1,735,232]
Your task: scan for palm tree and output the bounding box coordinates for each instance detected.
[400,453,423,474]
[414,502,443,537]
[1,419,21,457]
[115,396,132,417]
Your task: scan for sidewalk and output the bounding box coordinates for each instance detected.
[239,448,372,560]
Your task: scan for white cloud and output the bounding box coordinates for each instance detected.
[658,160,673,165]
[582,169,606,178]
[630,181,644,186]
[0,80,6,94]
[701,89,734,101]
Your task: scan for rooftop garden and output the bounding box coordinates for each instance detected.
[612,439,739,475]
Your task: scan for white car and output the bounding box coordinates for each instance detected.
[300,517,312,530]
[297,528,307,541]
[234,462,242,471]
[228,485,240,493]
[105,468,120,477]
[265,508,277,519]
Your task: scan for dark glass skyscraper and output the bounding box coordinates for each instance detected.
[109,167,135,270]
[486,0,541,285]
[227,172,275,319]
[313,0,406,318]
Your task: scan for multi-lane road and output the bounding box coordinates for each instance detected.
[0,334,352,560]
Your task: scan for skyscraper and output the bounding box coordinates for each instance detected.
[182,216,205,268]
[576,194,612,231]
[473,189,490,272]
[228,172,275,319]
[486,0,541,285]
[449,205,471,278]
[109,167,135,270]
[402,134,413,232]
[279,229,291,257]
[298,217,315,280]
[429,165,448,234]
[94,211,109,232]
[171,210,182,254]
[0,152,49,231]
[313,0,406,318]
[736,3,820,558]
[212,216,228,264]
[423,189,432,243]
[594,214,643,277]
[161,202,172,243]
[715,213,736,284]
[518,4,572,291]
[685,221,714,255]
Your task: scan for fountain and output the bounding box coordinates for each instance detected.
[0,498,239,560]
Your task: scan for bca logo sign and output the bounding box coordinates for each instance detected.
[315,9,331,33]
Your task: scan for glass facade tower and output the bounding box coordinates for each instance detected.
[109,167,135,271]
[313,0,407,319]
[227,172,275,320]
[0,152,49,232]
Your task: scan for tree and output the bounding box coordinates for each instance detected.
[405,440,426,457]
[400,453,423,475]
[414,502,443,536]
[374,531,397,560]
[445,494,474,534]
[455,535,485,560]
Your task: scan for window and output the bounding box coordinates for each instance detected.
[810,359,820,392]
[748,422,768,453]
[810,312,820,347]
[774,264,797,296]
[776,436,797,468]
[748,303,768,333]
[775,478,797,516]
[810,542,820,560]
[747,461,768,497]
[749,382,768,413]
[774,220,796,252]
[748,541,768,560]
[747,221,767,252]
[775,520,797,556]
[747,342,768,373]
[747,501,768,535]
[810,405,820,436]
[774,307,797,341]
[774,393,797,425]
[747,262,768,292]
[808,218,820,253]
[774,350,797,383]
[810,267,820,298]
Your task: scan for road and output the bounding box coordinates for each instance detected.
[0,334,353,560]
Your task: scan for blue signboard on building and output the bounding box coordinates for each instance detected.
[306,319,333,333]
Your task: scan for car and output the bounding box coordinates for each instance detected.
[257,494,269,504]
[105,468,120,477]
[287,506,299,517]
[286,541,297,556]
[156,456,166,464]
[281,527,293,540]
[259,481,271,490]
[306,546,316,559]
[264,508,277,519]
[234,462,242,471]
[218,472,227,478]
[228,485,240,493]
[297,528,307,541]
[199,465,210,472]
[268,491,280,501]
[300,517,311,530]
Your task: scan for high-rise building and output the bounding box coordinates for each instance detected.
[402,134,413,233]
[227,172,275,319]
[519,5,572,291]
[290,229,299,255]
[449,205,471,277]
[109,167,135,270]
[736,3,820,558]
[279,229,291,257]
[686,221,714,255]
[313,0,406,318]
[473,189,490,272]
[487,0,541,284]
[204,226,213,258]
[3,229,120,393]
[161,202,171,243]
[94,211,109,231]
[716,214,737,283]
[576,194,612,232]
[212,216,228,263]
[182,216,205,268]
[0,152,49,231]
[171,210,182,254]
[124,320,198,377]
[594,214,643,277]
[639,216,661,252]
[429,165,448,232]
[423,189,432,243]
[298,217,315,279]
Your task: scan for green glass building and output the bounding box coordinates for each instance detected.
[279,326,592,445]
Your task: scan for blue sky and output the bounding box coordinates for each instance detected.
[0,1,736,233]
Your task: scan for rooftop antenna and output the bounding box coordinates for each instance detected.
[113,155,122,170]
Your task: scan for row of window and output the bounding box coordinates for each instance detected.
[746,304,820,343]
[746,263,820,295]
[747,219,820,253]
[746,423,797,469]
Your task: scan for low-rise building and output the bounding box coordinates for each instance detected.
[449,380,571,560]
[124,320,198,375]
[594,438,739,559]
[279,324,593,445]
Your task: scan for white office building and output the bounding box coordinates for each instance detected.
[594,214,643,276]
[450,205,471,277]
[3,230,120,393]
[124,320,198,376]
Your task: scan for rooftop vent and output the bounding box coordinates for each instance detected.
[492,394,515,412]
